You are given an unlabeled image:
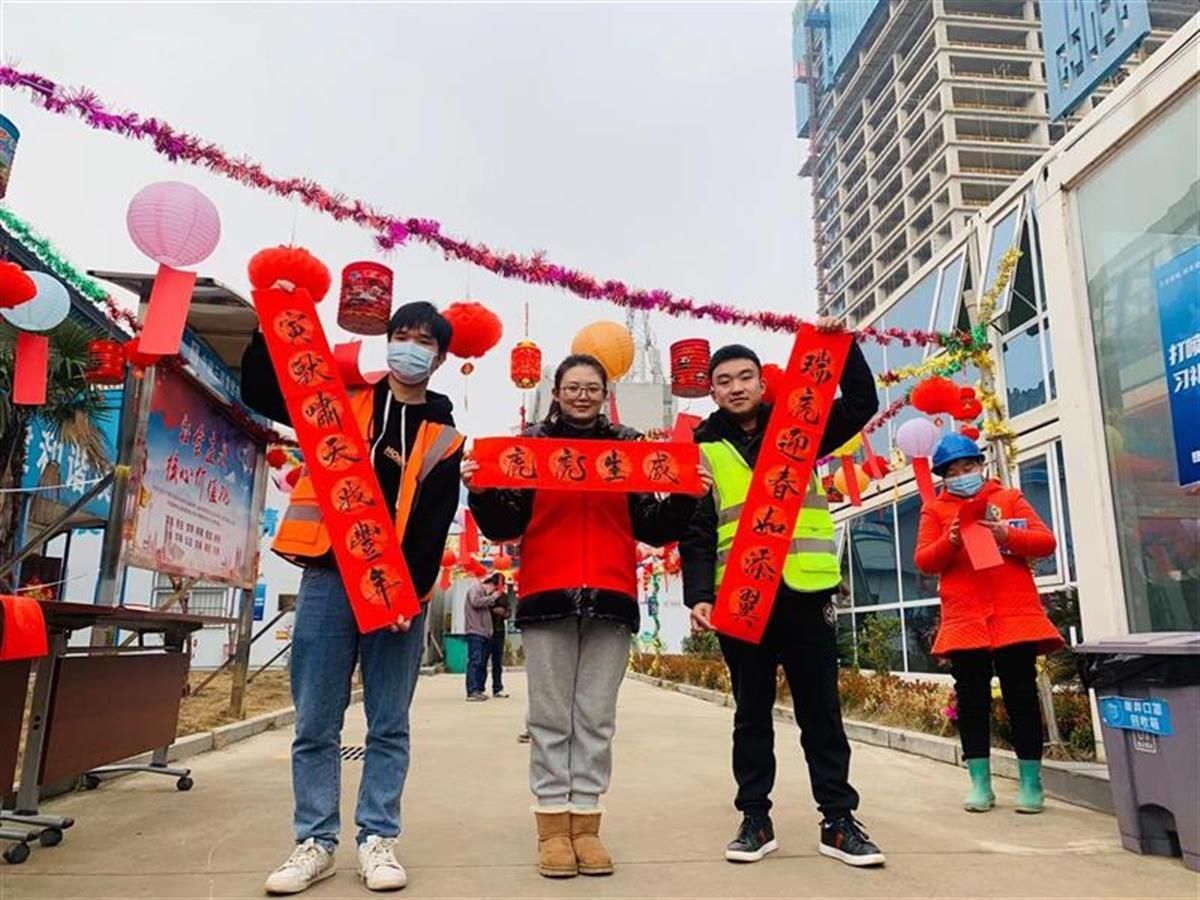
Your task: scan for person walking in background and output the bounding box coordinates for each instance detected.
[489,574,512,698]
[681,319,885,868]
[464,572,504,702]
[462,353,709,879]
[242,302,464,894]
[915,433,1062,815]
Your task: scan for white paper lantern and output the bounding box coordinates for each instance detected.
[0,272,69,332]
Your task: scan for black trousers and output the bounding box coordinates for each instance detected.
[717,589,859,819]
[487,630,506,694]
[949,642,1044,761]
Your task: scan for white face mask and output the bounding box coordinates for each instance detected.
[387,341,436,385]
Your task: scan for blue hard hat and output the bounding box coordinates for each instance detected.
[931,433,985,476]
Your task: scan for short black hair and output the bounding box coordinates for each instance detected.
[553,354,608,391]
[708,344,761,378]
[485,572,505,586]
[387,301,453,354]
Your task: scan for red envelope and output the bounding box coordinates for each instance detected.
[961,522,1004,570]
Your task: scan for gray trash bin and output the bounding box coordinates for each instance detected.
[1075,632,1200,872]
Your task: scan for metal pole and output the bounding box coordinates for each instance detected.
[228,585,255,717]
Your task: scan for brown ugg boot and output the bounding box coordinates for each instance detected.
[570,809,614,876]
[534,809,578,878]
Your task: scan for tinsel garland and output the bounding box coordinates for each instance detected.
[1,64,974,345]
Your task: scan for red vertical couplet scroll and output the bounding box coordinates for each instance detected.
[711,325,852,644]
[250,285,419,633]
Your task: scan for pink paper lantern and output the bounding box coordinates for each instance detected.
[126,181,221,268]
[895,417,940,459]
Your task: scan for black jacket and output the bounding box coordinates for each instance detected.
[468,413,698,629]
[680,340,879,608]
[240,331,462,598]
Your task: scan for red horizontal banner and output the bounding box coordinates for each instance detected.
[712,325,852,645]
[251,284,419,633]
[471,436,701,494]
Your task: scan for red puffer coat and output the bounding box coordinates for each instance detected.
[914,480,1064,657]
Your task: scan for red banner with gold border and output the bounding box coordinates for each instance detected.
[251,284,419,632]
[712,325,852,644]
[471,437,701,493]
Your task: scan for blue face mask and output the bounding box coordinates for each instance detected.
[945,472,985,497]
[387,341,436,385]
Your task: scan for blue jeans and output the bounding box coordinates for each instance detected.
[465,634,489,696]
[290,566,426,850]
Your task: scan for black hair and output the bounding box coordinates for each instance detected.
[387,301,453,354]
[546,354,608,423]
[708,344,761,378]
[484,572,504,585]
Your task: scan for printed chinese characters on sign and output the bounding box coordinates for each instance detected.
[470,437,701,494]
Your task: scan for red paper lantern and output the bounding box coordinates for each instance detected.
[911,376,962,416]
[761,363,785,406]
[441,548,457,569]
[338,261,393,336]
[124,339,161,369]
[443,301,503,359]
[494,552,514,571]
[955,397,984,421]
[0,261,36,310]
[510,339,543,390]
[85,339,126,385]
[960,424,981,440]
[247,246,332,301]
[862,456,891,480]
[669,338,711,399]
[266,447,289,469]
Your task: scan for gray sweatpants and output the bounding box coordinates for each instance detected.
[522,617,631,809]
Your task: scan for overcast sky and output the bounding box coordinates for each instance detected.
[1,1,815,436]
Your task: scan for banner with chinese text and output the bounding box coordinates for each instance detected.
[712,325,851,644]
[471,437,701,494]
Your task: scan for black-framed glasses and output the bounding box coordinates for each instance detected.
[558,384,605,399]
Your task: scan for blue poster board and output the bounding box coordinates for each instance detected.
[1153,245,1200,487]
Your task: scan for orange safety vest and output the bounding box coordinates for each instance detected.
[273,388,464,567]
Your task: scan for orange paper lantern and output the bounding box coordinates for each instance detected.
[833,463,870,496]
[571,321,634,381]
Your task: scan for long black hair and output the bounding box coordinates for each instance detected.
[545,353,608,423]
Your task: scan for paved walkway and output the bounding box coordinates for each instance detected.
[2,673,1196,899]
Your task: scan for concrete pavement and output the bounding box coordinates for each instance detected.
[1,672,1196,899]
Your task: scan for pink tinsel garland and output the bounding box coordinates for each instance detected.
[0,64,960,347]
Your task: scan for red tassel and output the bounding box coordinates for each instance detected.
[607,390,621,425]
[841,455,863,506]
[13,331,49,405]
[913,457,936,504]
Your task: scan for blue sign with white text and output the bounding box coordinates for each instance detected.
[1043,0,1150,120]
[1099,696,1173,736]
[253,582,266,622]
[1154,245,1200,487]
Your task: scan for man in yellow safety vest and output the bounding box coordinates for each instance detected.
[680,318,885,869]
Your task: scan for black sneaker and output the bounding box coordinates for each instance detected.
[724,815,778,863]
[818,815,885,867]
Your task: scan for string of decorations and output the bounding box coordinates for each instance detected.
[0,64,980,346]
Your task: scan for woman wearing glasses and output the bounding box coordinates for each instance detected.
[462,353,710,879]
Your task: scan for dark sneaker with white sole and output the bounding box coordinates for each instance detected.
[725,815,777,863]
[819,815,885,867]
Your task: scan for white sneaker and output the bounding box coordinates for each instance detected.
[358,835,408,891]
[264,838,336,894]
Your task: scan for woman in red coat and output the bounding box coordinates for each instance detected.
[914,434,1063,815]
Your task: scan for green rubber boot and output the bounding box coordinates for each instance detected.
[963,758,995,812]
[1015,760,1045,814]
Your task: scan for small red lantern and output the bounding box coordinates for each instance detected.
[441,548,457,569]
[670,338,711,399]
[494,552,513,571]
[85,339,126,385]
[124,339,161,369]
[761,363,785,406]
[266,447,289,469]
[510,339,542,390]
[337,261,393,336]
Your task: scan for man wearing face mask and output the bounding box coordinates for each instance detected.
[915,434,1062,816]
[241,301,464,895]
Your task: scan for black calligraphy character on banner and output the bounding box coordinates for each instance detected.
[599,449,631,483]
[363,566,400,609]
[334,476,375,513]
[289,351,332,388]
[276,310,314,345]
[552,448,588,483]
[799,348,833,386]
[741,547,778,582]
[319,435,361,471]
[645,451,680,485]
[500,446,538,481]
[752,505,789,537]
[303,391,343,429]
[787,387,823,425]
[348,520,385,561]
[735,586,762,620]
[766,464,803,502]
[776,427,812,464]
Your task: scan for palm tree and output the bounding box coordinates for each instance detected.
[0,318,110,572]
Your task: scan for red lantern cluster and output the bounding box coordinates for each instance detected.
[510,339,542,390]
[911,376,983,422]
[85,339,126,385]
[337,261,393,336]
[124,339,161,369]
[669,338,710,399]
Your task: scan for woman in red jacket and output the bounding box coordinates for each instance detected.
[461,354,709,879]
[914,434,1063,815]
